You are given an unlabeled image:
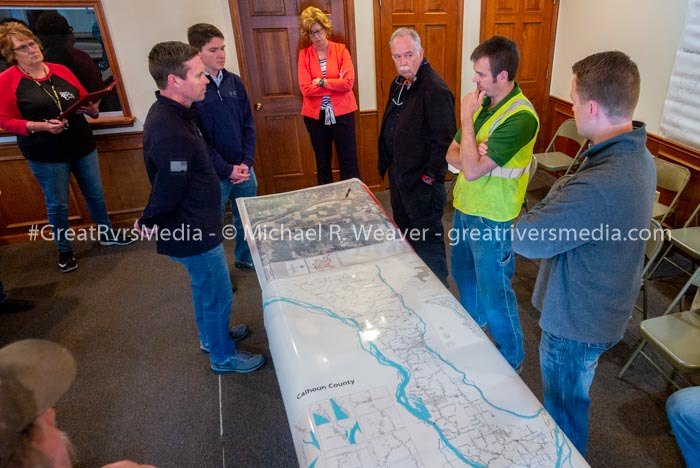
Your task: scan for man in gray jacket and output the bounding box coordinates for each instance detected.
[512,51,655,455]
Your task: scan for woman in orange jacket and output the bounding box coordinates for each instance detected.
[298,6,360,185]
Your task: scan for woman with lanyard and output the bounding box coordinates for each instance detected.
[298,6,360,185]
[0,22,133,273]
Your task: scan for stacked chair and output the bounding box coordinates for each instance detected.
[619,203,700,389]
[652,157,690,226]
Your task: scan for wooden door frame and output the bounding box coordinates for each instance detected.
[373,1,464,125]
[229,0,358,94]
[371,2,385,122]
[480,0,560,149]
[227,0,358,193]
[540,0,560,149]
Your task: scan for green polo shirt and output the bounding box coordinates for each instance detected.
[453,84,538,167]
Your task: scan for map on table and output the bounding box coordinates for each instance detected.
[239,178,407,283]
[238,179,587,467]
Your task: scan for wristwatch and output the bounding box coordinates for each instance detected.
[318,78,325,87]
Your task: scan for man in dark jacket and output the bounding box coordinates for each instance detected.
[136,41,264,374]
[188,23,257,271]
[512,51,656,454]
[378,28,455,285]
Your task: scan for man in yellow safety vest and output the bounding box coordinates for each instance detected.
[446,36,539,372]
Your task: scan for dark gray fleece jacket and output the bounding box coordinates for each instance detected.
[513,122,656,343]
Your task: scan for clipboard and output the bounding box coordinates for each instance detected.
[58,80,118,120]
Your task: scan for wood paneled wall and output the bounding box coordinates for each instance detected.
[7,96,693,244]
[546,96,700,226]
[0,114,386,244]
[0,132,150,244]
[358,110,383,192]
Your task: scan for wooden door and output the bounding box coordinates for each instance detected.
[230,0,355,194]
[373,0,463,124]
[480,0,559,142]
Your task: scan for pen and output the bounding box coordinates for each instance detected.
[345,188,351,198]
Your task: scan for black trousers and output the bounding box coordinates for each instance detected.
[304,110,360,185]
[388,171,448,286]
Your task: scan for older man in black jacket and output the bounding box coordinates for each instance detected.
[378,28,456,286]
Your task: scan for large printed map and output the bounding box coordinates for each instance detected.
[237,179,587,467]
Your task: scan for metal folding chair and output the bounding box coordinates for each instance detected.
[618,269,700,389]
[533,119,588,177]
[652,157,690,226]
[636,219,666,320]
[522,155,539,212]
[649,202,700,284]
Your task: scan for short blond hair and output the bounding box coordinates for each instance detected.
[0,22,41,65]
[299,6,333,37]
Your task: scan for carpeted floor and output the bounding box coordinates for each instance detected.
[0,176,695,467]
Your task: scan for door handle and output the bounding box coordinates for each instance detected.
[255,102,263,111]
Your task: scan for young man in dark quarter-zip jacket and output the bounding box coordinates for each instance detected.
[188,23,257,272]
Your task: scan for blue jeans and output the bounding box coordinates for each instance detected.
[220,168,257,265]
[170,243,234,365]
[539,331,614,455]
[667,386,700,467]
[450,210,523,369]
[28,150,112,253]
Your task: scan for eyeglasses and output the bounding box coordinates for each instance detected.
[12,41,40,53]
[308,28,326,38]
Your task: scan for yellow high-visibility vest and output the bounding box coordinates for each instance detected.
[453,91,539,222]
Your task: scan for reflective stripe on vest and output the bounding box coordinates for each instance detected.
[489,164,529,179]
[485,98,536,179]
[488,99,535,138]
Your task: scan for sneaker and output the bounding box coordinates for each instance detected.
[0,298,35,313]
[229,323,250,341]
[234,261,255,271]
[99,231,136,246]
[211,351,265,374]
[58,251,77,273]
[199,323,250,353]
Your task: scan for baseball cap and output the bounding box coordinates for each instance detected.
[0,339,76,467]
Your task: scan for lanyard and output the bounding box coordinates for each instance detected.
[20,64,65,117]
[31,77,64,116]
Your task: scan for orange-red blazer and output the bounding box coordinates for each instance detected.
[298,41,358,119]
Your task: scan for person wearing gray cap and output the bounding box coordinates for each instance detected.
[0,339,76,467]
[0,339,153,467]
